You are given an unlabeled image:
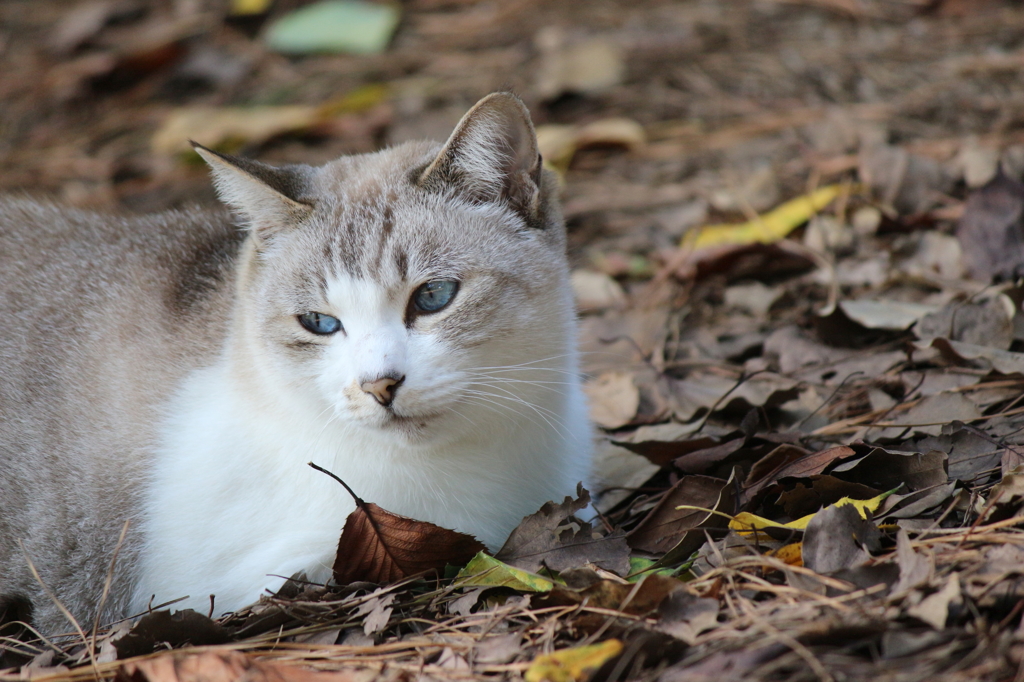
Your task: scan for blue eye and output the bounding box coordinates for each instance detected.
[298,312,342,335]
[413,280,458,313]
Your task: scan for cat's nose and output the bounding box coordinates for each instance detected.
[360,374,405,407]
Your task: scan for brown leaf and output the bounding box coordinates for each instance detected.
[117,650,366,682]
[656,590,720,644]
[776,476,881,519]
[584,371,640,430]
[542,574,686,617]
[830,446,948,491]
[742,444,811,499]
[801,503,882,575]
[915,295,1016,350]
[957,170,1024,281]
[666,372,800,423]
[610,423,723,468]
[354,590,395,636]
[907,573,962,630]
[495,485,630,575]
[627,475,733,555]
[113,610,231,659]
[310,464,485,585]
[772,446,857,480]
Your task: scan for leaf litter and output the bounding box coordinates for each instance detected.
[10,1,1024,681]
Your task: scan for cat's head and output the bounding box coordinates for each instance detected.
[196,92,577,444]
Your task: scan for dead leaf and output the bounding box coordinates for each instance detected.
[801,503,881,575]
[891,530,933,596]
[907,573,962,630]
[743,444,812,497]
[113,610,231,659]
[710,164,780,214]
[838,299,940,332]
[570,269,626,312]
[475,633,523,664]
[535,27,625,99]
[354,590,395,636]
[915,295,1016,349]
[309,464,485,585]
[982,465,1024,523]
[153,106,323,156]
[116,650,367,682]
[859,142,954,214]
[495,485,630,575]
[610,424,728,468]
[771,446,858,481]
[542,574,686,617]
[897,231,964,281]
[627,475,733,555]
[911,425,1003,483]
[877,482,956,520]
[435,647,471,671]
[829,446,948,491]
[671,241,817,283]
[648,470,739,569]
[916,337,1024,374]
[656,590,720,645]
[537,119,645,173]
[957,170,1024,281]
[776,476,881,519]
[584,371,640,430]
[667,372,799,423]
[724,281,784,317]
[866,393,981,440]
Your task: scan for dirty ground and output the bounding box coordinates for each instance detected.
[4,0,1024,680]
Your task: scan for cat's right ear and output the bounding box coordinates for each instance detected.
[192,142,313,243]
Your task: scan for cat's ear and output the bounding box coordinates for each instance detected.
[418,92,543,223]
[192,142,313,242]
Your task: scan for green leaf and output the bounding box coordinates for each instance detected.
[265,0,401,55]
[625,556,678,581]
[455,553,554,592]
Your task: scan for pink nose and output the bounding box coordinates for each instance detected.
[360,375,404,407]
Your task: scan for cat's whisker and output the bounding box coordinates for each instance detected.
[461,388,568,434]
[456,390,554,433]
[467,364,581,376]
[467,377,571,398]
[466,376,573,409]
[464,372,576,386]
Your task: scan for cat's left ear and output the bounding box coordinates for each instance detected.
[192,142,313,243]
[418,92,543,223]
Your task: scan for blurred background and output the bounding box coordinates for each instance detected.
[6,0,1024,481]
[3,0,1022,263]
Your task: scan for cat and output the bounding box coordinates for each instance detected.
[0,92,593,637]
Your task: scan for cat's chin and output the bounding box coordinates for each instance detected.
[351,408,451,444]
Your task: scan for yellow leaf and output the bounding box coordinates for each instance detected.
[769,543,803,566]
[153,105,321,156]
[317,83,389,117]
[231,0,271,15]
[525,640,623,682]
[730,488,897,535]
[730,511,793,533]
[455,553,553,593]
[686,184,854,249]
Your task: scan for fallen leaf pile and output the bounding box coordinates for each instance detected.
[7,0,1024,680]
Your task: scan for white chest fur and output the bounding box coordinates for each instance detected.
[134,353,591,615]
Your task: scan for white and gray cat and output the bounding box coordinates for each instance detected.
[0,93,592,636]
